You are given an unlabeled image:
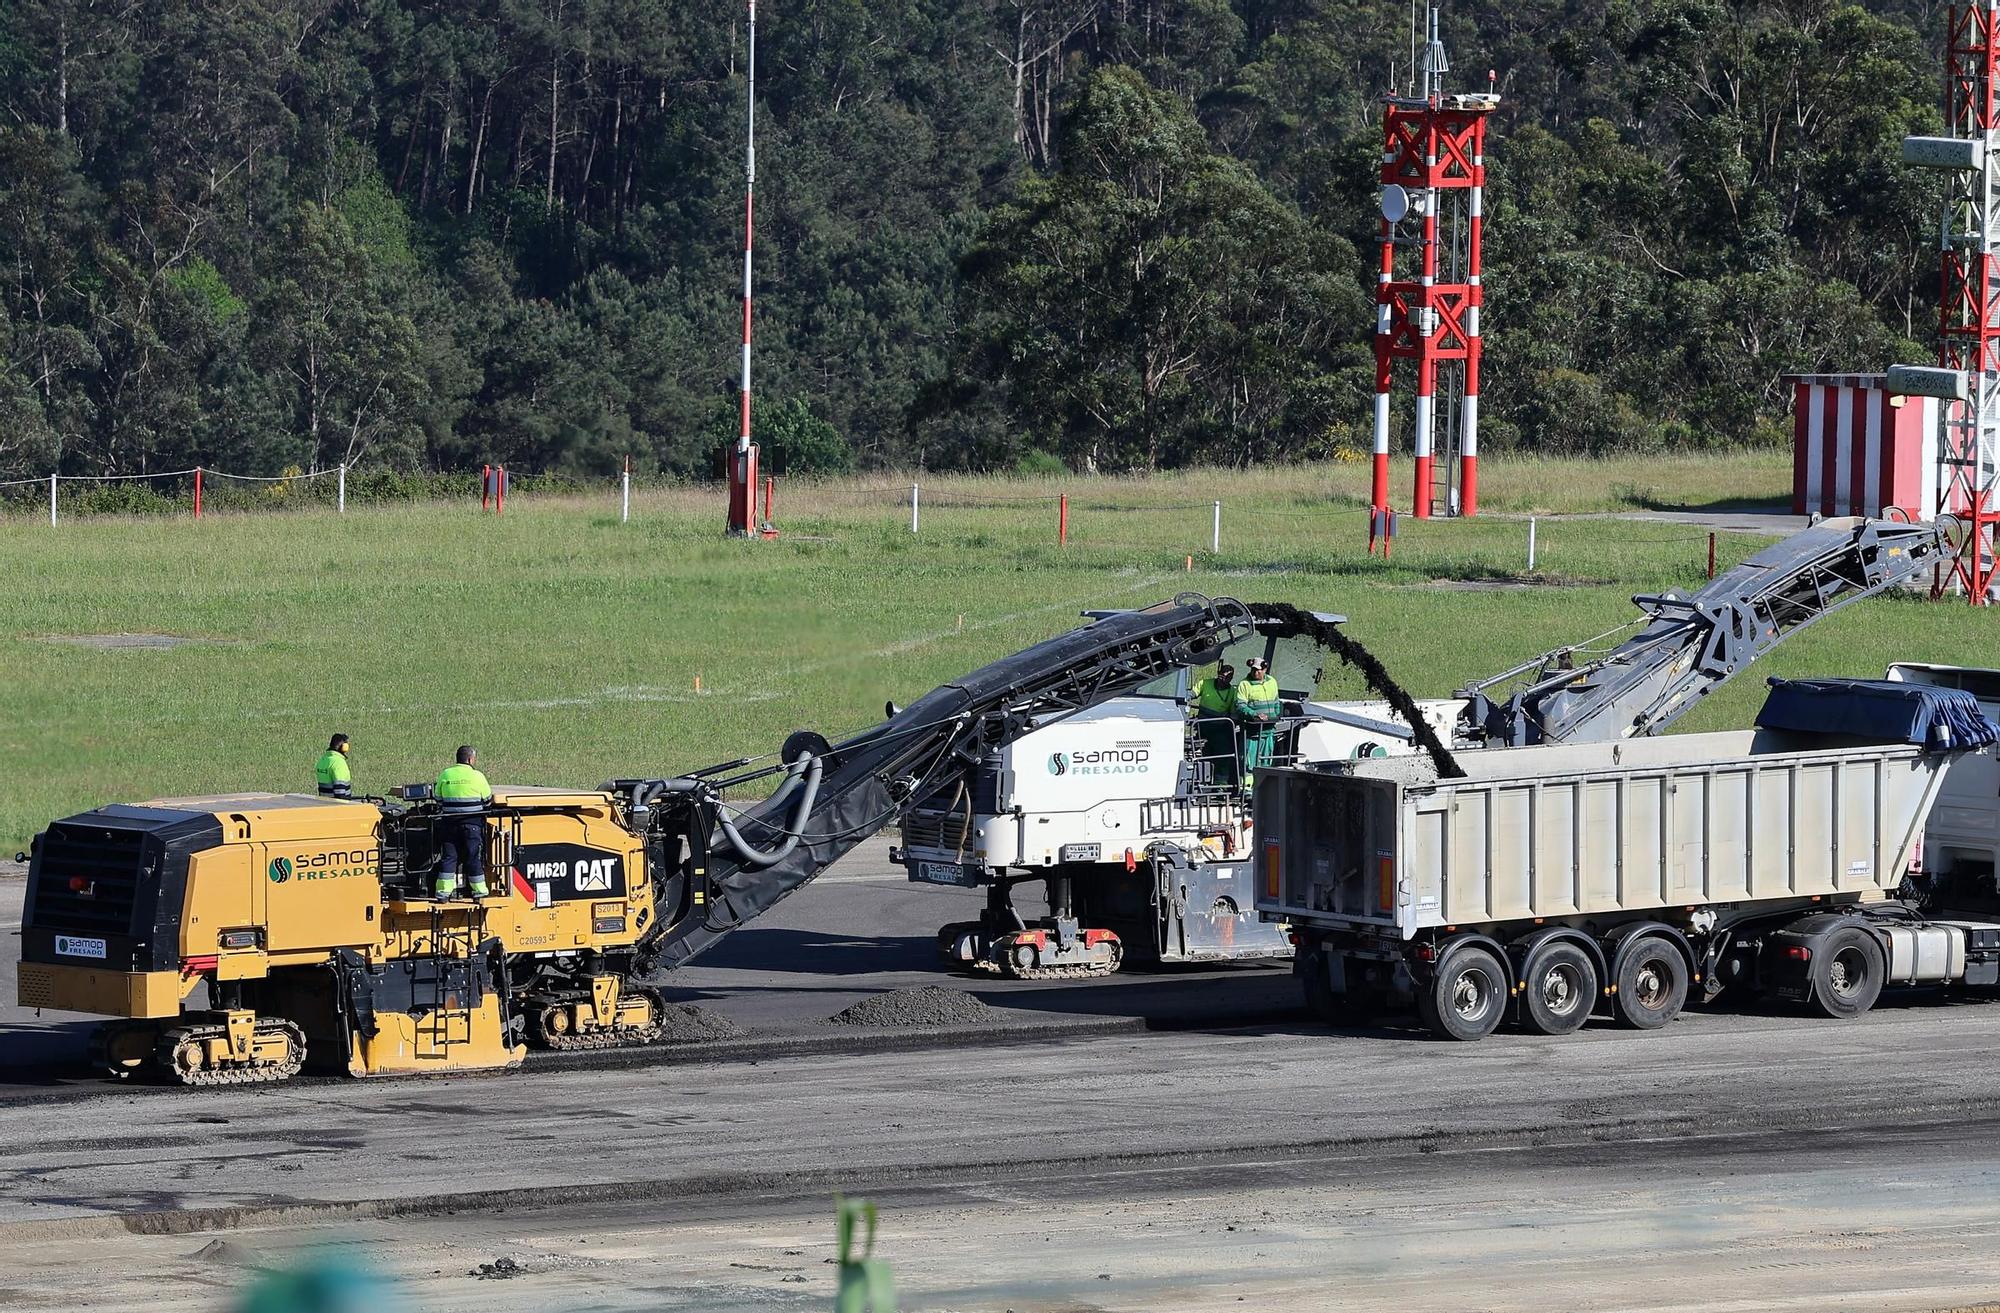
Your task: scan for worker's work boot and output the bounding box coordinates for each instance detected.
[433,879,460,899]
[468,881,491,899]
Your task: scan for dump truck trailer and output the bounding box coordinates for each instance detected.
[1256,677,2000,1040]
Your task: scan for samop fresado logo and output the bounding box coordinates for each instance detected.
[1048,752,1069,776]
[268,856,293,884]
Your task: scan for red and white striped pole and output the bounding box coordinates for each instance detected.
[739,0,756,461]
[1371,213,1394,512]
[1411,116,1439,518]
[725,0,758,537]
[1459,82,1490,518]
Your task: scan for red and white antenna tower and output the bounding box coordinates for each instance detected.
[1894,3,2000,602]
[1369,7,1497,519]
[726,0,767,538]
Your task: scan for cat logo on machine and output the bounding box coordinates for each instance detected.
[514,845,627,902]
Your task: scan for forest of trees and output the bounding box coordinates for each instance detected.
[0,1,1952,479]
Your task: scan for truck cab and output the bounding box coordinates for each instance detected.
[1889,664,2000,886]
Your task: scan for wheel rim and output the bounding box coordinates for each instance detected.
[1452,966,1493,1021]
[1633,955,1672,1009]
[1540,963,1583,1017]
[1829,946,1868,998]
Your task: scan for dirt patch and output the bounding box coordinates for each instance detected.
[191,1239,264,1266]
[39,632,214,650]
[655,1003,743,1044]
[824,985,991,1028]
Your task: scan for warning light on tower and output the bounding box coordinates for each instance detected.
[1370,8,1498,518]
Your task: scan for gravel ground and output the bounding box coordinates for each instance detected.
[654,1004,742,1043]
[824,984,991,1027]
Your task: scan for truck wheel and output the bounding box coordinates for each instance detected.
[1417,944,1508,1041]
[1613,935,1688,1029]
[1808,926,1884,1019]
[1519,940,1599,1036]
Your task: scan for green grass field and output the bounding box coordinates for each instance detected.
[2,450,1993,849]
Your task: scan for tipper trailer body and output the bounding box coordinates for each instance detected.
[1258,678,2000,1040]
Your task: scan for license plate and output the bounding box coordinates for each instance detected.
[55,936,106,960]
[914,861,980,888]
[1059,843,1101,862]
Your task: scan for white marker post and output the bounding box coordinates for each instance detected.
[1527,516,1538,572]
[49,474,56,527]
[337,463,347,513]
[1211,500,1221,553]
[910,483,920,534]
[621,455,632,524]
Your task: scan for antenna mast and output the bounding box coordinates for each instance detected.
[726,0,766,537]
[1894,3,2000,601]
[740,0,757,460]
[1369,5,1498,518]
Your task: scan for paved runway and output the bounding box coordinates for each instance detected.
[11,851,2000,1309]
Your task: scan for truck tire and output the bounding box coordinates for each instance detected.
[1417,943,1508,1042]
[1808,926,1885,1020]
[1613,935,1688,1030]
[1519,940,1599,1036]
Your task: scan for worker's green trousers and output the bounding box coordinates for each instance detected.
[1196,719,1238,788]
[1240,725,1277,786]
[1237,700,1280,790]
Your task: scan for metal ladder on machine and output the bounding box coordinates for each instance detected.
[415,902,482,1060]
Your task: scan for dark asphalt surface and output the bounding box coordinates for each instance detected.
[0,849,1302,1089]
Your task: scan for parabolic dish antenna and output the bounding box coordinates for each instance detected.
[1381,184,1410,223]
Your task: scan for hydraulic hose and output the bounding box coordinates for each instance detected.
[716,754,823,867]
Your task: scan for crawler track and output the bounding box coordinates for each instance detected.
[157,1019,307,1087]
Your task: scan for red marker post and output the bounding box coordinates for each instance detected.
[193,467,203,520]
[1058,494,1069,548]
[1368,507,1396,558]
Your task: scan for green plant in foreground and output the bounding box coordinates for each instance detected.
[835,1195,896,1312]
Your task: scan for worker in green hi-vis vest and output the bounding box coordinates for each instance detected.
[1233,656,1283,791]
[434,746,495,899]
[314,733,353,798]
[1190,662,1239,789]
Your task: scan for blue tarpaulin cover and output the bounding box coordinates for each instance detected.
[1757,677,2000,753]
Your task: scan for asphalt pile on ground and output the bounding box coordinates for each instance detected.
[824,985,990,1028]
[656,1004,743,1043]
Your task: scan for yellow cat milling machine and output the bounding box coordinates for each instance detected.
[19,597,1319,1084]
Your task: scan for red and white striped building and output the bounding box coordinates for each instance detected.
[1790,374,1941,521]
